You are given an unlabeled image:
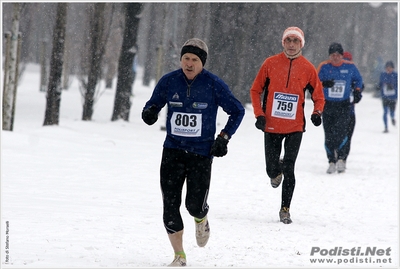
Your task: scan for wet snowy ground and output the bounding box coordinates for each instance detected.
[1,64,398,268]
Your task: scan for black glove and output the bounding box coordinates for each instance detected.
[141,105,158,125]
[210,135,229,157]
[322,79,335,88]
[353,90,362,103]
[311,112,322,126]
[255,116,266,131]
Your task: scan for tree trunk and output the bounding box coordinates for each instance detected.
[140,3,162,87]
[62,33,70,90]
[39,39,48,92]
[82,3,106,121]
[2,3,21,131]
[10,33,22,131]
[43,3,68,126]
[105,59,117,89]
[111,3,142,121]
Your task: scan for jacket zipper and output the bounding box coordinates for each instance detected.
[286,59,293,88]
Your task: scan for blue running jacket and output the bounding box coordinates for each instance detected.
[143,68,245,158]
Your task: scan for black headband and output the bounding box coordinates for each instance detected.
[180,45,207,66]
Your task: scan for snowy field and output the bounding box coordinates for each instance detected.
[1,64,399,268]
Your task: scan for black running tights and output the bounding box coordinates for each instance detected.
[160,148,212,234]
[264,132,303,209]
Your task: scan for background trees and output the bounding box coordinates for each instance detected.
[80,3,115,121]
[111,3,142,122]
[2,3,24,130]
[43,3,67,126]
[2,2,398,125]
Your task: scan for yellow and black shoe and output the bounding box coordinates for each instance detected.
[195,216,210,247]
[168,254,186,267]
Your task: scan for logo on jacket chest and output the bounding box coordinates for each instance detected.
[169,92,183,107]
[169,101,208,109]
[192,102,208,109]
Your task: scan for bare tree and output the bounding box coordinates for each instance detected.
[138,3,166,86]
[43,3,68,126]
[111,3,142,121]
[81,3,105,120]
[2,3,22,131]
[102,4,124,89]
[3,2,398,109]
[80,3,115,121]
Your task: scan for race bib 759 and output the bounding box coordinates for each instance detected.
[271,92,299,120]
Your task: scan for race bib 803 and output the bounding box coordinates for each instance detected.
[171,112,202,137]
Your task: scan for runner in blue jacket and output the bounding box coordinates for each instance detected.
[142,38,245,267]
[341,51,364,166]
[378,61,398,133]
[317,43,363,174]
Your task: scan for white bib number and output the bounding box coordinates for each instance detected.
[271,92,299,120]
[383,84,396,96]
[171,112,202,137]
[328,80,346,99]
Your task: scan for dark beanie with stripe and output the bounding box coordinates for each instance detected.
[180,38,208,66]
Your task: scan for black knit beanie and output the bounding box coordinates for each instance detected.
[180,38,208,66]
[385,61,394,69]
[328,42,344,55]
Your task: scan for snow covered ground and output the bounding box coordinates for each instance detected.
[1,64,398,268]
